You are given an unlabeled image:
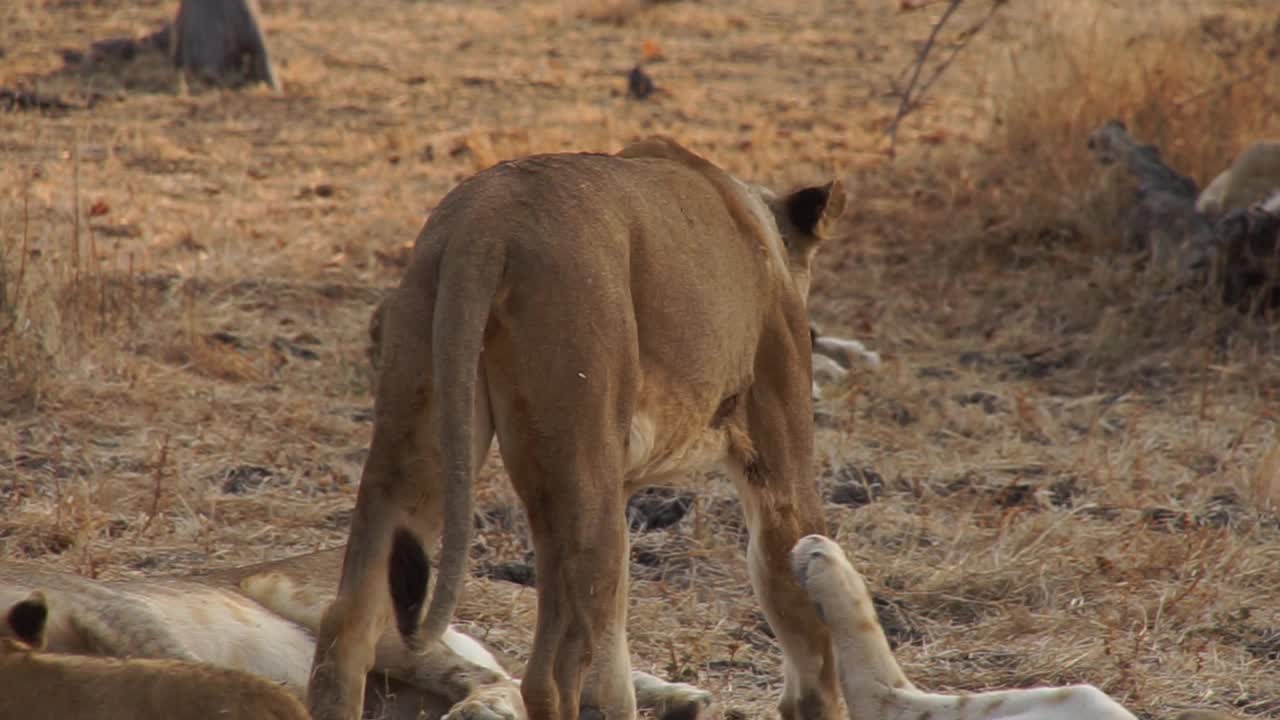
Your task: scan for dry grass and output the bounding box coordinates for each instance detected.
[3,0,1280,718]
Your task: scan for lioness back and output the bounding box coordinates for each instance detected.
[409,138,793,430]
[398,140,808,496]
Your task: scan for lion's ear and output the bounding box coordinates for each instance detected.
[783,179,846,240]
[6,592,49,649]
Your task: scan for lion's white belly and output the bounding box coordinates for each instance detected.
[625,412,730,484]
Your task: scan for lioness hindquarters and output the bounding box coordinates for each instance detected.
[310,277,498,720]
[479,208,639,720]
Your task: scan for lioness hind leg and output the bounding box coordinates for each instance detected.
[500,448,633,720]
[480,258,639,720]
[309,289,496,720]
[308,437,421,720]
[487,376,636,718]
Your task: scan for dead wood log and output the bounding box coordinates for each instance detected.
[172,0,279,91]
[1087,120,1280,309]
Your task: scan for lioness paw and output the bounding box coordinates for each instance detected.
[444,707,516,720]
[632,671,714,720]
[790,534,836,586]
[653,682,713,720]
[443,685,525,720]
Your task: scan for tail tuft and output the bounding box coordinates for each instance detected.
[388,527,430,646]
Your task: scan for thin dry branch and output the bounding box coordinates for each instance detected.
[1173,63,1272,109]
[886,0,1007,155]
[140,433,171,536]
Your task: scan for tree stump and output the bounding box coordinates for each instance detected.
[1087,120,1280,309]
[172,0,279,91]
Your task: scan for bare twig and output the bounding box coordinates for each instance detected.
[909,2,1005,115]
[71,134,81,289]
[886,0,963,154]
[886,0,1007,155]
[1173,63,1270,109]
[0,168,33,337]
[19,168,30,309]
[140,433,171,535]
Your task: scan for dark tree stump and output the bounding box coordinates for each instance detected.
[172,0,279,91]
[1087,120,1280,309]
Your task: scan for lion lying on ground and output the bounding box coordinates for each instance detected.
[314,136,848,720]
[0,549,711,720]
[0,590,309,720]
[1195,140,1280,217]
[791,535,1239,720]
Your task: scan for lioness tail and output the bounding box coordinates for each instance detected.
[406,234,507,646]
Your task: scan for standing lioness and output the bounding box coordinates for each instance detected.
[310,137,846,720]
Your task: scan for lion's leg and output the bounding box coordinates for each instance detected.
[486,359,635,720]
[309,289,495,720]
[578,523,634,720]
[477,269,639,720]
[308,421,413,720]
[731,470,840,720]
[500,450,632,720]
[727,366,840,720]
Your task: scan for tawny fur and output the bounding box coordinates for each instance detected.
[0,552,711,720]
[790,535,1240,720]
[1195,140,1280,216]
[313,136,847,720]
[0,591,309,720]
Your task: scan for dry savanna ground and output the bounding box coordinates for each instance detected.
[3,0,1280,718]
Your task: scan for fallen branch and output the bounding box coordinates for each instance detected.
[1086,120,1280,309]
[0,87,75,114]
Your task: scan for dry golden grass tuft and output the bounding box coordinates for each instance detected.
[3,0,1280,718]
[865,0,1280,384]
[995,3,1277,192]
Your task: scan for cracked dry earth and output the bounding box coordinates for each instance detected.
[3,0,1280,718]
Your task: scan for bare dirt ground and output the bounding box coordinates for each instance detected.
[3,0,1280,718]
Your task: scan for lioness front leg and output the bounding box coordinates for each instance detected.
[730,327,841,720]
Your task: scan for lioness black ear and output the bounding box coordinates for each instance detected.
[8,592,49,648]
[785,180,846,237]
